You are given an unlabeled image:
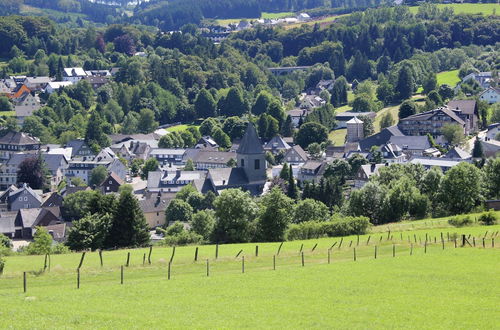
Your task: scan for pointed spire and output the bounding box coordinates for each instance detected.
[237,122,264,154]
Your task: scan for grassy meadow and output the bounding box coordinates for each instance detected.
[409,3,499,15]
[0,218,498,327]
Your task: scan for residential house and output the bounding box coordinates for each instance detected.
[0,81,11,95]
[9,84,31,99]
[462,72,498,89]
[191,150,236,170]
[0,211,16,238]
[359,126,404,152]
[207,123,267,195]
[287,108,313,127]
[354,164,385,188]
[283,145,308,165]
[299,94,326,109]
[23,77,52,91]
[63,67,88,83]
[297,13,311,22]
[388,136,431,157]
[311,79,334,95]
[149,148,186,165]
[336,112,376,129]
[195,136,218,149]
[447,100,478,133]
[444,147,471,160]
[0,185,17,211]
[147,170,206,193]
[263,135,291,155]
[486,123,500,141]
[8,183,42,211]
[409,157,461,171]
[297,160,326,183]
[14,92,41,124]
[65,148,126,184]
[44,81,73,94]
[85,69,111,77]
[398,107,467,137]
[13,207,62,239]
[480,139,500,158]
[139,192,174,228]
[65,139,95,158]
[380,143,405,163]
[99,172,123,194]
[479,87,500,104]
[111,140,151,161]
[0,131,41,161]
[83,76,109,90]
[42,192,64,208]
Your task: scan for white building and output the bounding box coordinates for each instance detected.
[479,87,500,104]
[14,93,41,124]
[63,67,88,84]
[44,81,73,94]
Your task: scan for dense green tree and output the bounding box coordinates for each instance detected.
[330,76,348,107]
[483,157,500,199]
[89,165,108,187]
[190,210,215,241]
[212,127,231,149]
[358,115,375,137]
[105,190,150,248]
[199,117,220,136]
[438,162,482,214]
[137,108,159,134]
[165,199,194,223]
[17,155,50,190]
[422,73,437,95]
[396,66,415,101]
[142,158,159,179]
[293,199,330,223]
[194,89,217,118]
[0,96,12,111]
[287,165,298,200]
[257,188,293,242]
[251,91,273,116]
[399,100,417,119]
[212,189,258,243]
[25,227,53,255]
[348,182,388,224]
[380,112,394,130]
[472,139,484,158]
[62,190,96,221]
[295,122,328,148]
[219,87,246,117]
[85,111,110,148]
[66,214,111,251]
[441,123,465,146]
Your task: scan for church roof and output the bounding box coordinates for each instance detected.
[237,123,264,154]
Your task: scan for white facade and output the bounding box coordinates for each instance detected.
[479,88,499,104]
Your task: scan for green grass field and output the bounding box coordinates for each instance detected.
[374,104,399,132]
[0,111,16,117]
[437,69,461,87]
[0,220,498,327]
[409,3,499,15]
[216,12,294,25]
[165,124,200,133]
[261,12,294,19]
[329,128,346,145]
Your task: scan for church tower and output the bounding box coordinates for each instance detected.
[346,116,364,142]
[237,123,267,182]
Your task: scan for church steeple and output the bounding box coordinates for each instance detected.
[237,123,267,182]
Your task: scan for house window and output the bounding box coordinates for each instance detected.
[19,197,22,201]
[241,159,245,167]
[24,197,28,201]
[254,159,260,170]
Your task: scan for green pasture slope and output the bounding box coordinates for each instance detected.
[409,3,498,15]
[1,220,499,328]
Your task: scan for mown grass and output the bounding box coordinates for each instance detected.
[0,224,498,328]
[261,11,294,19]
[165,124,199,133]
[329,128,346,145]
[374,104,399,132]
[437,69,461,87]
[0,111,16,117]
[409,3,499,15]
[216,12,294,25]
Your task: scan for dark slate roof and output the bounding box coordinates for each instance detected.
[43,154,67,174]
[15,208,61,228]
[389,136,431,150]
[42,192,64,207]
[192,178,217,194]
[0,212,16,234]
[0,131,40,145]
[285,145,308,161]
[359,126,404,152]
[9,184,42,203]
[208,167,249,186]
[264,135,291,150]
[65,139,87,157]
[447,100,476,115]
[61,186,91,196]
[402,107,465,125]
[45,223,67,242]
[109,133,159,145]
[139,193,172,213]
[0,186,17,204]
[444,147,471,160]
[237,123,264,154]
[101,172,124,186]
[192,150,236,164]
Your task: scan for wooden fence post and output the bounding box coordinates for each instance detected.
[353,248,356,261]
[330,242,337,249]
[357,235,360,246]
[442,239,445,250]
[126,252,130,267]
[424,242,427,254]
[99,250,103,267]
[255,245,259,257]
[339,237,343,249]
[23,272,26,293]
[242,256,245,273]
[148,246,152,264]
[410,243,413,256]
[215,243,219,259]
[328,249,331,264]
[120,265,124,285]
[492,238,495,248]
[44,254,48,271]
[454,239,457,248]
[414,234,417,243]
[473,237,476,247]
[379,236,383,244]
[301,252,304,267]
[462,234,466,247]
[482,238,485,248]
[273,255,276,270]
[299,244,304,253]
[447,232,450,241]
[77,252,86,270]
[169,246,176,264]
[235,249,243,258]
[194,247,199,262]
[77,268,80,289]
[349,240,353,248]
[143,253,146,265]
[311,243,318,252]
[168,261,171,280]
[393,244,395,257]
[366,236,371,245]
[277,242,284,255]
[206,259,209,277]
[374,246,377,259]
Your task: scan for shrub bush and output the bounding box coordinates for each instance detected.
[448,216,474,227]
[51,244,70,255]
[478,210,498,226]
[0,257,4,275]
[286,216,371,241]
[163,231,203,246]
